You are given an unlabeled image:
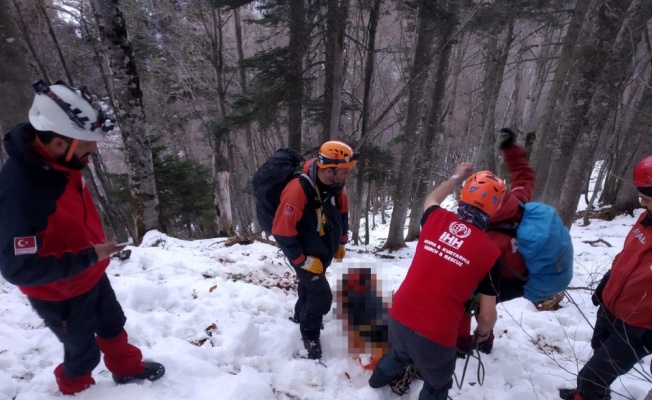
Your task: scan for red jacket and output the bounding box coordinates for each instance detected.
[391,207,501,347]
[602,212,652,330]
[0,124,107,301]
[272,158,349,267]
[486,144,535,279]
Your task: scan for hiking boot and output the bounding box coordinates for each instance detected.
[112,362,165,384]
[302,339,322,360]
[534,292,565,311]
[477,330,494,354]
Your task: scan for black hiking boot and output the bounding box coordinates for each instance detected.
[302,339,322,360]
[113,362,165,384]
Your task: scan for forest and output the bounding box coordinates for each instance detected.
[1,0,651,248]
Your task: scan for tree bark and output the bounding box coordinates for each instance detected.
[530,0,591,198]
[34,0,73,84]
[475,19,515,172]
[383,3,438,250]
[322,0,350,142]
[287,0,306,151]
[406,0,458,241]
[0,3,32,138]
[350,0,382,246]
[91,0,162,242]
[541,0,631,208]
[558,0,652,226]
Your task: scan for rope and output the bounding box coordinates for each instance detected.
[454,342,486,390]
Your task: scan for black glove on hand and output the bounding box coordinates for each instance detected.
[592,271,610,306]
[497,128,517,149]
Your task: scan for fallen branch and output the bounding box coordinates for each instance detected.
[582,238,613,247]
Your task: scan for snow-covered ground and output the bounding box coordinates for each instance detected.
[1,179,650,400]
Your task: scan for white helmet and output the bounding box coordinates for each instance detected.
[28,80,115,141]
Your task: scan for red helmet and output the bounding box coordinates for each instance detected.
[633,155,652,188]
[460,171,506,216]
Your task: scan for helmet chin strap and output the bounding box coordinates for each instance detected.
[64,139,79,163]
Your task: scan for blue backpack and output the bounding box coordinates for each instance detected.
[493,201,574,302]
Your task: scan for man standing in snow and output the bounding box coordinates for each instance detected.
[272,140,357,360]
[369,163,505,399]
[0,80,165,395]
[560,155,652,400]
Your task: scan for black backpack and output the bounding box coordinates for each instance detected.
[252,148,306,235]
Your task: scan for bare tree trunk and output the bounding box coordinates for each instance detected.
[8,0,50,82]
[475,19,515,172]
[384,4,438,250]
[542,0,632,209]
[521,26,560,133]
[0,2,32,140]
[88,153,132,239]
[212,7,235,235]
[288,0,306,151]
[34,0,73,84]
[322,0,350,142]
[583,153,610,226]
[603,62,652,208]
[233,8,259,232]
[350,0,382,245]
[558,0,652,226]
[531,0,591,198]
[406,0,459,241]
[91,0,161,242]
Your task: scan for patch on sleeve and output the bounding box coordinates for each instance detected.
[14,236,37,255]
[283,204,296,217]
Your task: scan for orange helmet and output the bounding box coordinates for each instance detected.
[317,140,359,169]
[460,171,506,216]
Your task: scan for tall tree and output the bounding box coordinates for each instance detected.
[540,0,632,208]
[530,0,591,197]
[350,0,383,245]
[91,0,162,241]
[322,0,351,142]
[383,1,439,250]
[406,0,459,241]
[0,3,34,138]
[557,0,652,226]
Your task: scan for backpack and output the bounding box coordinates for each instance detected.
[252,148,306,235]
[492,201,574,302]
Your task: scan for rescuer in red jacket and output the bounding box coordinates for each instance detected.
[560,155,652,400]
[0,80,165,395]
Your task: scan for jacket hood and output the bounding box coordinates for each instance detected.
[4,123,55,172]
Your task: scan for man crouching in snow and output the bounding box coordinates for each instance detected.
[0,80,164,395]
[369,163,505,399]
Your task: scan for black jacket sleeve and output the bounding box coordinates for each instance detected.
[0,186,98,286]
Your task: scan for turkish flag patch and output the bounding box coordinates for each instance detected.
[283,204,296,217]
[14,236,37,255]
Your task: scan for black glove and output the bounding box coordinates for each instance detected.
[592,271,610,306]
[497,128,517,149]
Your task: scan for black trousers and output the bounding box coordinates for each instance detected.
[370,317,455,400]
[497,277,525,304]
[577,306,652,400]
[28,274,127,378]
[293,266,333,340]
